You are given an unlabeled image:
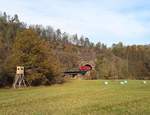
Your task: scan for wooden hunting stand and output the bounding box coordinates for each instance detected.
[13,66,27,88]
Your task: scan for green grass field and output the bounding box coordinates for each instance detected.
[0,80,150,115]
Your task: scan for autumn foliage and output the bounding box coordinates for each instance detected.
[0,12,149,87]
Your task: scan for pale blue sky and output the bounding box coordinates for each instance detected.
[0,0,150,45]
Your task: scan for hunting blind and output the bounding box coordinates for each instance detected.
[13,66,27,88]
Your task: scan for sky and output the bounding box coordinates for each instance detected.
[0,0,150,46]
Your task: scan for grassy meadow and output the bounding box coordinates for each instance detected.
[0,80,150,115]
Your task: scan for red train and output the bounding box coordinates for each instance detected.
[64,64,93,76]
[79,64,92,71]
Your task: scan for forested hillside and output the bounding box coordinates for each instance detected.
[0,12,149,87]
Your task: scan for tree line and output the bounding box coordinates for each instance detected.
[0,12,149,87]
[96,42,150,80]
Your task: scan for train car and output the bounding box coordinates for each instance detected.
[79,64,92,71]
[64,64,92,77]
